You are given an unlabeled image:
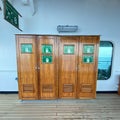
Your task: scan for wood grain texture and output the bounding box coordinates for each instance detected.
[37,36,58,99]
[0,94,120,119]
[16,35,99,100]
[118,78,120,95]
[58,36,79,98]
[16,35,38,100]
[77,36,100,99]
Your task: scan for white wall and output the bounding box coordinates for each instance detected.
[0,0,120,91]
[0,0,22,91]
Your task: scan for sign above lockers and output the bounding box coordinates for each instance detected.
[3,0,22,31]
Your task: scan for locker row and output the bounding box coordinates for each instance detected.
[16,35,100,100]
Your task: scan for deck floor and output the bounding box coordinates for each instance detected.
[0,93,120,120]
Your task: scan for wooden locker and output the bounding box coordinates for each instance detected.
[37,36,58,99]
[118,78,120,95]
[16,35,100,100]
[16,35,38,100]
[77,36,100,99]
[58,36,79,98]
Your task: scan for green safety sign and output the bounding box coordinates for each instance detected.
[4,0,22,31]
[64,45,74,54]
[83,45,94,54]
[83,55,94,63]
[21,44,33,53]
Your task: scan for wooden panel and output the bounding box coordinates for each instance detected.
[80,84,92,93]
[59,36,78,98]
[16,35,38,100]
[63,84,74,93]
[77,36,100,99]
[16,35,99,100]
[37,36,58,99]
[118,86,120,95]
[23,84,34,92]
[1,94,120,119]
[118,78,120,95]
[42,84,53,92]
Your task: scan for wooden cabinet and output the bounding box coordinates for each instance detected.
[58,36,99,99]
[59,36,79,98]
[118,78,120,95]
[37,36,58,99]
[16,35,38,100]
[16,35,99,100]
[78,36,99,99]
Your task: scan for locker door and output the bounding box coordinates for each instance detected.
[38,36,58,99]
[77,36,99,99]
[59,37,78,98]
[16,35,38,100]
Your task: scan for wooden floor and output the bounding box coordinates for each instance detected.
[0,94,120,120]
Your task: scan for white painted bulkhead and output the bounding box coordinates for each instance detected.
[0,0,120,91]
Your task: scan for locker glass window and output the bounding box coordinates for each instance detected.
[98,41,113,80]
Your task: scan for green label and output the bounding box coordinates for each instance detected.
[83,45,94,54]
[64,45,74,54]
[42,45,53,54]
[83,55,94,63]
[4,0,19,28]
[42,56,53,63]
[21,44,32,53]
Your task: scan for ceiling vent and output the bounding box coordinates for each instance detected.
[57,25,78,32]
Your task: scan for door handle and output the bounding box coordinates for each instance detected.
[35,66,40,70]
[35,66,38,70]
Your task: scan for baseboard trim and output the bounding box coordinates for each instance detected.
[0,91,18,94]
[97,91,117,93]
[0,91,117,94]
